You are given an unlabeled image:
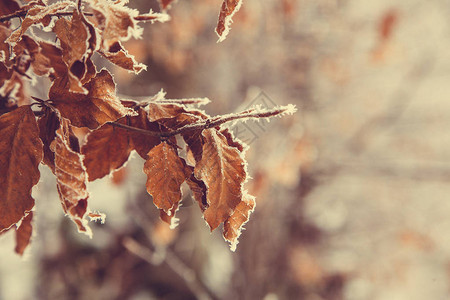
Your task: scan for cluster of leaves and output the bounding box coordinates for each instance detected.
[0,0,294,254]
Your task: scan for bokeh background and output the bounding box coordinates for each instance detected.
[2,0,450,299]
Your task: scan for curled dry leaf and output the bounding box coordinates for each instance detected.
[223,193,255,251]
[53,10,93,93]
[143,141,188,215]
[99,41,146,74]
[0,106,43,232]
[216,0,243,42]
[51,69,134,129]
[50,117,92,235]
[15,212,33,255]
[194,128,248,230]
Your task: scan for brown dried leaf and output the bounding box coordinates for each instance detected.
[51,117,91,234]
[143,142,188,213]
[186,172,208,211]
[13,35,66,77]
[37,109,60,172]
[15,212,33,255]
[51,69,134,129]
[223,193,255,251]
[53,10,91,93]
[0,25,12,63]
[99,41,146,74]
[0,69,27,113]
[159,203,179,228]
[0,106,43,232]
[0,0,20,17]
[216,0,243,42]
[7,1,74,46]
[81,118,132,181]
[90,0,141,50]
[194,129,248,230]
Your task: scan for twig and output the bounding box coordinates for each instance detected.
[123,237,217,300]
[111,105,295,138]
[0,10,93,23]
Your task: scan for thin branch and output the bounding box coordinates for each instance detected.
[0,10,94,23]
[111,105,296,138]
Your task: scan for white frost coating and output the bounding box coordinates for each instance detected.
[216,0,244,43]
[228,193,256,252]
[142,10,171,24]
[153,89,167,101]
[89,211,107,224]
[160,97,211,107]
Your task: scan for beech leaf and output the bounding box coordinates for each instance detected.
[194,129,248,230]
[50,118,91,235]
[99,41,146,74]
[223,193,255,251]
[81,118,132,182]
[216,0,243,42]
[0,106,43,232]
[53,10,93,93]
[0,0,20,18]
[51,69,134,129]
[143,142,188,214]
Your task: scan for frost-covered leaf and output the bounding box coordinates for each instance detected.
[81,117,132,181]
[89,0,142,50]
[51,69,134,129]
[194,128,248,230]
[216,0,243,42]
[53,10,93,93]
[99,41,146,74]
[50,117,92,235]
[13,35,66,78]
[0,106,43,232]
[223,193,255,251]
[143,142,188,213]
[7,1,74,46]
[15,212,33,255]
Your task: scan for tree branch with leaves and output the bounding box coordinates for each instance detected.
[0,0,295,255]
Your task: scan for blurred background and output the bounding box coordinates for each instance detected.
[2,0,450,299]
